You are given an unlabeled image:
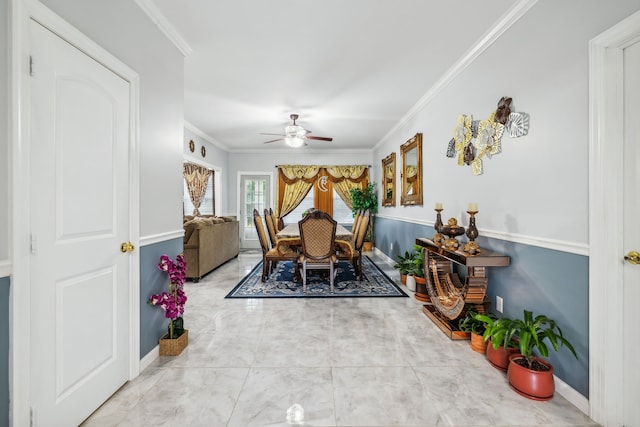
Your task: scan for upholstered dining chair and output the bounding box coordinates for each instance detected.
[336,209,370,281]
[253,209,299,282]
[264,208,278,248]
[269,208,284,231]
[298,210,338,293]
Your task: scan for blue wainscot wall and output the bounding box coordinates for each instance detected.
[0,277,9,427]
[140,238,184,358]
[375,216,589,398]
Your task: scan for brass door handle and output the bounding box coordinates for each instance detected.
[120,242,135,253]
[624,251,640,265]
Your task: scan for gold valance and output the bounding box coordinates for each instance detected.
[279,165,321,180]
[325,165,368,181]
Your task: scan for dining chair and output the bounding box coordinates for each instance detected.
[298,210,338,292]
[336,209,370,281]
[264,208,278,247]
[253,209,299,282]
[269,208,284,231]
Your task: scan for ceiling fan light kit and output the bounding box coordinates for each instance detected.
[261,113,333,147]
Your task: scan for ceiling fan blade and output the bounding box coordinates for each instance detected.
[263,138,283,144]
[260,132,285,136]
[305,135,333,142]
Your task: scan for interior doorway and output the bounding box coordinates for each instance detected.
[239,173,272,249]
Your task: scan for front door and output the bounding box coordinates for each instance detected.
[239,174,271,249]
[29,19,132,426]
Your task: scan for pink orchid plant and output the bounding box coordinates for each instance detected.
[149,254,187,339]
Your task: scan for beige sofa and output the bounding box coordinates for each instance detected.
[183,215,240,281]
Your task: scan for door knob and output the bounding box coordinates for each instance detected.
[120,242,135,253]
[624,251,640,265]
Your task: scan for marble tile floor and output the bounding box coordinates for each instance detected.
[83,250,599,427]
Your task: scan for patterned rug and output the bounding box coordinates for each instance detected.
[225,256,408,298]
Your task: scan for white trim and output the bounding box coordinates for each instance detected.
[12,1,142,424]
[374,0,538,150]
[139,345,158,372]
[134,0,192,57]
[0,260,11,279]
[184,121,229,151]
[376,214,588,256]
[140,230,185,247]
[588,10,640,427]
[555,375,590,416]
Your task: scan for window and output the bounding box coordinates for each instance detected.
[183,173,214,216]
[332,190,353,224]
[283,187,314,224]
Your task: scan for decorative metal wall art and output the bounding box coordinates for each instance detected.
[446,96,529,175]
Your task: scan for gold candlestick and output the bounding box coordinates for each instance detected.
[464,210,480,255]
[433,208,445,246]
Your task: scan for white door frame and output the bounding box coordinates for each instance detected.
[10,1,140,425]
[588,10,640,427]
[237,171,274,249]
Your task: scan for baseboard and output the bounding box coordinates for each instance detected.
[139,345,159,372]
[555,375,589,415]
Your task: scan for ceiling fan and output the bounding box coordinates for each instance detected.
[261,114,333,147]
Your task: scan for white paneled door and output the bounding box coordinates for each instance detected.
[29,19,132,425]
[623,37,640,427]
[239,175,270,249]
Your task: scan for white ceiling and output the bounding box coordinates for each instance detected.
[149,0,516,151]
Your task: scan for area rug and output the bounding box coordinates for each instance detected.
[225,256,408,298]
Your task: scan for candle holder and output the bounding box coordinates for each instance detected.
[464,210,480,255]
[433,208,445,246]
[441,218,465,251]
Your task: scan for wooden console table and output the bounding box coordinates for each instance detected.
[415,237,510,339]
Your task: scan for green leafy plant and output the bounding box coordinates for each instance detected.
[393,244,424,277]
[459,310,496,335]
[393,250,416,275]
[350,183,378,241]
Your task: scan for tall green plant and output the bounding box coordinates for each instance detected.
[350,183,378,241]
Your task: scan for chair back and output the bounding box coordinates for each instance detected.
[353,209,370,251]
[298,210,337,261]
[264,208,277,247]
[352,210,362,237]
[269,207,284,231]
[253,209,271,254]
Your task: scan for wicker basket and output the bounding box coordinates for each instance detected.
[159,329,188,356]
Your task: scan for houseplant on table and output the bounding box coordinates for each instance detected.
[504,309,578,400]
[349,182,378,251]
[149,253,189,356]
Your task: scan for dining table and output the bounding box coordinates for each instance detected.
[276,223,353,244]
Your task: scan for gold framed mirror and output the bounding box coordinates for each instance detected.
[381,152,396,206]
[400,132,423,205]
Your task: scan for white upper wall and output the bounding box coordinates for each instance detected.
[0,0,8,262]
[373,0,640,248]
[40,0,185,239]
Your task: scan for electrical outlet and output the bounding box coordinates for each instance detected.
[496,296,504,313]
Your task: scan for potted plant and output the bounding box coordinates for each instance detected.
[474,314,519,371]
[393,250,415,285]
[504,310,578,401]
[458,310,496,353]
[350,183,378,251]
[149,254,189,356]
[407,244,429,302]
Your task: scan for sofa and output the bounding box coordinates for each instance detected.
[183,215,240,281]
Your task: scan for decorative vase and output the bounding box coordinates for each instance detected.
[406,275,416,292]
[507,354,555,401]
[470,332,488,354]
[486,340,519,371]
[159,329,189,356]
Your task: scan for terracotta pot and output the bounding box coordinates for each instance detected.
[507,354,555,401]
[413,276,431,302]
[400,273,407,285]
[362,241,373,251]
[470,332,488,354]
[486,340,519,371]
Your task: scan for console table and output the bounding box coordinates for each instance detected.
[415,238,510,339]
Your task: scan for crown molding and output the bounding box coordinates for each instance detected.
[374,0,539,151]
[135,0,192,57]
[184,121,230,151]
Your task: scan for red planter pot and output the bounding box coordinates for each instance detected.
[507,354,555,401]
[486,340,520,371]
[470,333,488,354]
